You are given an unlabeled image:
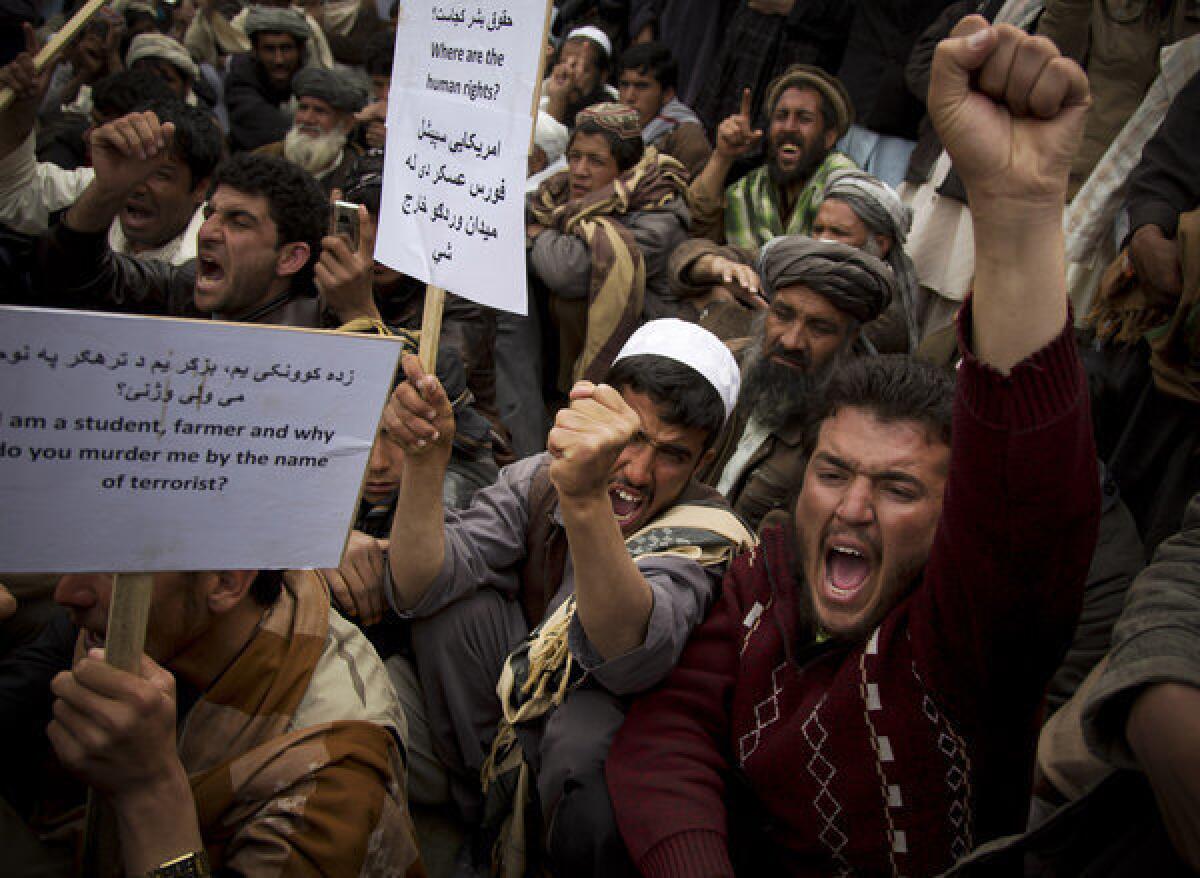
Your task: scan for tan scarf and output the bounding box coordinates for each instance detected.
[528,148,689,391]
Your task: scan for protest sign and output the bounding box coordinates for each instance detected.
[376,1,550,316]
[0,306,401,573]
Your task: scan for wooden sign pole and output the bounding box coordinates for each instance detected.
[418,0,555,375]
[0,0,109,112]
[80,572,156,876]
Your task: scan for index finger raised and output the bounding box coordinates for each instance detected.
[739,87,752,119]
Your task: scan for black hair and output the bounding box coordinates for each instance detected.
[569,118,644,171]
[805,355,954,453]
[365,31,394,76]
[605,354,726,450]
[248,569,284,605]
[91,70,177,119]
[616,41,677,92]
[136,98,225,189]
[209,153,327,290]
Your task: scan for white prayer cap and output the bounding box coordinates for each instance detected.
[533,110,569,164]
[614,319,740,421]
[566,25,612,59]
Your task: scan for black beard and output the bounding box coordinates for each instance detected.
[739,337,838,429]
[766,136,826,189]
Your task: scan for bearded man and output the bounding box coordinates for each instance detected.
[258,67,365,195]
[695,237,895,532]
[688,65,857,248]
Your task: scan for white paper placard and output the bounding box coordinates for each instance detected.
[376,1,548,315]
[0,307,402,573]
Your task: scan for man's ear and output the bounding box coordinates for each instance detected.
[873,234,892,259]
[276,241,311,278]
[662,85,676,105]
[189,176,211,205]
[208,570,257,614]
[696,446,717,474]
[822,126,839,152]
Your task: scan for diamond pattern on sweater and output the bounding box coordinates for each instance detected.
[800,694,849,867]
[737,662,787,763]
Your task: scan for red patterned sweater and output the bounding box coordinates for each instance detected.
[607,318,1101,877]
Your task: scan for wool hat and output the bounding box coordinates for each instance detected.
[576,101,641,142]
[614,318,740,421]
[244,5,311,40]
[126,33,198,79]
[763,64,854,139]
[292,67,367,113]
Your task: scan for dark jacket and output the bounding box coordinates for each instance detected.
[1125,68,1200,241]
[224,53,294,153]
[837,0,957,140]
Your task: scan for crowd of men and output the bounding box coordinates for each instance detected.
[1,0,1199,876]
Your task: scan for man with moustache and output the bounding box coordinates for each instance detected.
[608,18,1102,877]
[223,6,311,152]
[32,109,329,329]
[689,65,857,247]
[695,237,895,533]
[258,68,365,196]
[374,319,753,872]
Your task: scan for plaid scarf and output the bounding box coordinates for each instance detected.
[723,151,856,251]
[479,498,755,878]
[528,148,689,391]
[55,572,425,877]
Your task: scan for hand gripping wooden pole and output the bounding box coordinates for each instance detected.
[80,572,156,877]
[0,0,109,112]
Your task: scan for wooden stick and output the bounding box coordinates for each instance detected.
[527,0,556,158]
[419,284,445,374]
[0,0,109,112]
[81,571,156,875]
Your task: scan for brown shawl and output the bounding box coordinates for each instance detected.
[528,148,690,391]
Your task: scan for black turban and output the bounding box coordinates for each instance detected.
[758,236,894,324]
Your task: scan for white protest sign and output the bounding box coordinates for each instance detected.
[0,307,401,573]
[376,1,549,316]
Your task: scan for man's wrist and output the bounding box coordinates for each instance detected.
[112,761,205,875]
[557,486,611,517]
[66,182,130,233]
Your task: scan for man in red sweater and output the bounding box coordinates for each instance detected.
[606,18,1102,877]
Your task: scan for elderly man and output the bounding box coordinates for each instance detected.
[690,65,857,247]
[0,61,221,267]
[223,6,311,152]
[259,67,365,194]
[541,25,615,125]
[616,41,711,179]
[607,18,1101,877]
[528,102,691,393]
[32,110,330,329]
[378,319,753,875]
[0,568,423,876]
[814,167,920,352]
[694,238,895,533]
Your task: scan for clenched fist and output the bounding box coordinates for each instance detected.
[546,381,640,500]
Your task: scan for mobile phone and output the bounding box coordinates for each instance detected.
[330,201,360,250]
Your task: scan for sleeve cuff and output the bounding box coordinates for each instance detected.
[1126,202,1180,242]
[640,830,734,878]
[954,297,1084,432]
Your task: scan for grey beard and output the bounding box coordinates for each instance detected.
[283,126,347,177]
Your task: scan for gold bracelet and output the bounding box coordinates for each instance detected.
[144,849,211,878]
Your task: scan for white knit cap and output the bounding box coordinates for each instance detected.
[613,319,740,421]
[533,110,569,164]
[566,25,612,59]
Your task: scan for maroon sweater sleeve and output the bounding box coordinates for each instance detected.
[911,303,1101,726]
[606,555,755,878]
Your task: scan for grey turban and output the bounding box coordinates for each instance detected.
[244,6,311,40]
[758,236,894,324]
[292,68,368,113]
[127,33,199,79]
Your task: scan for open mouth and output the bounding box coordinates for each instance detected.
[122,201,157,228]
[196,254,226,293]
[609,483,646,530]
[822,542,873,605]
[776,143,804,164]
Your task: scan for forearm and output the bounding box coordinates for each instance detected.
[968,206,1067,373]
[386,460,448,609]
[65,179,130,236]
[561,491,653,659]
[113,763,205,875]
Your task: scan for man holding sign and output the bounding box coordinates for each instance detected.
[0,569,424,876]
[378,320,753,873]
